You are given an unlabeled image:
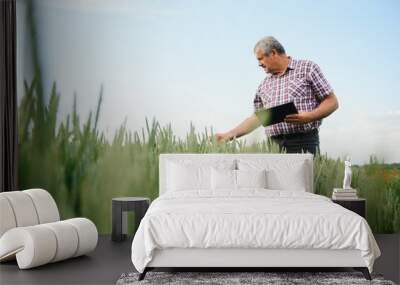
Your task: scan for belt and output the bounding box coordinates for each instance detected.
[270,129,318,140]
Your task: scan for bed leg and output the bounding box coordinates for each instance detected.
[138,268,148,281]
[354,267,371,280]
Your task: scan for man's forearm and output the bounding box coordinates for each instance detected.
[227,113,261,140]
[309,93,339,121]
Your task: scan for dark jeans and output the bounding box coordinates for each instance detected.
[270,129,320,155]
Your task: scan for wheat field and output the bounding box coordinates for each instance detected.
[17,79,400,234]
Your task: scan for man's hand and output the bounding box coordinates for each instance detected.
[215,132,233,143]
[215,113,261,144]
[284,112,314,124]
[285,93,339,124]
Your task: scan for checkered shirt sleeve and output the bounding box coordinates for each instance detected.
[309,63,334,101]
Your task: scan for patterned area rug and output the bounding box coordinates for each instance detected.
[116,271,396,285]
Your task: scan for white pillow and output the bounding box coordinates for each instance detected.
[167,162,211,191]
[266,162,307,191]
[166,159,236,192]
[237,159,308,191]
[211,168,236,190]
[236,169,268,189]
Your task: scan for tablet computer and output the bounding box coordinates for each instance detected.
[255,101,298,127]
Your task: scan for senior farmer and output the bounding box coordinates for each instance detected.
[215,36,339,154]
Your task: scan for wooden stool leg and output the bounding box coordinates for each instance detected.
[112,201,123,241]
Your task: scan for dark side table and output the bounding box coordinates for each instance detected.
[112,197,150,242]
[332,198,366,218]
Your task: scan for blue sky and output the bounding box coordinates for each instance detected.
[17,0,400,164]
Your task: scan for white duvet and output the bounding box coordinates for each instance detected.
[131,189,380,273]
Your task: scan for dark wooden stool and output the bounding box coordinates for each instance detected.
[112,197,150,242]
[332,198,366,218]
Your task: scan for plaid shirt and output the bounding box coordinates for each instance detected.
[253,57,333,137]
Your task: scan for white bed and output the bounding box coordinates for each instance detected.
[131,153,381,280]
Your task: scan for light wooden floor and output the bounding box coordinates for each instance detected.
[0,234,398,285]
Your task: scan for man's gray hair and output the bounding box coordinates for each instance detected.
[254,36,286,55]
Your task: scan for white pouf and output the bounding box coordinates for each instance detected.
[0,189,98,269]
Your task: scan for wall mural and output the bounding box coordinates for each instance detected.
[17,0,400,234]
